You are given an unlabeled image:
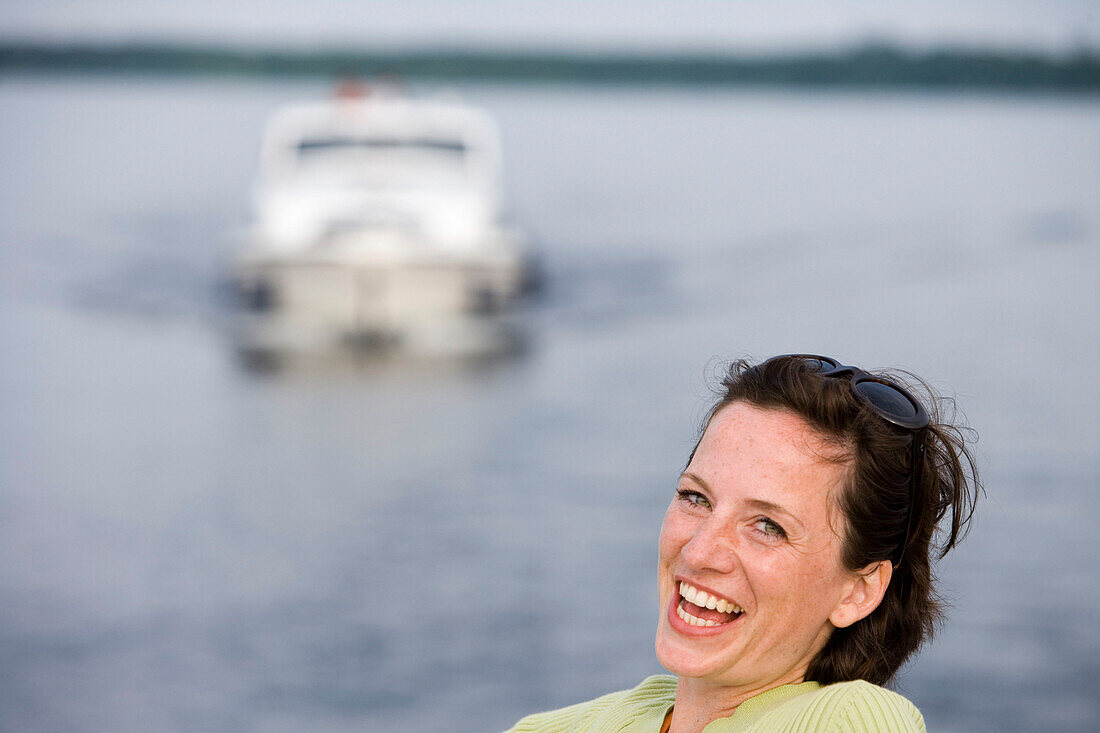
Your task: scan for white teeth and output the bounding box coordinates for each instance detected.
[678,581,740,616]
[676,604,720,627]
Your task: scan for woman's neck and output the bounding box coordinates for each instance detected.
[668,671,806,733]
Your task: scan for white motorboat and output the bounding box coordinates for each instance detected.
[233,84,529,356]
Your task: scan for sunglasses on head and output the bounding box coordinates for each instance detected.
[767,354,930,567]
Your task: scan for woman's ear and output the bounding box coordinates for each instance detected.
[829,561,893,629]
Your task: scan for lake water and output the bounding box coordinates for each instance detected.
[1,75,1097,732]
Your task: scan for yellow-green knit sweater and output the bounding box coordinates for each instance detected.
[506,675,925,732]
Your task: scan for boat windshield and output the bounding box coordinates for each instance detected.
[297,137,467,155]
[289,136,473,188]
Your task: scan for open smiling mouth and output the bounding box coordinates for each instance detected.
[676,581,744,627]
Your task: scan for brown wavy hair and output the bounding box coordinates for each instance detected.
[690,355,980,686]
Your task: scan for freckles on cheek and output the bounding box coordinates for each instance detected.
[658,510,683,549]
[658,529,680,563]
[762,552,823,593]
[778,563,835,606]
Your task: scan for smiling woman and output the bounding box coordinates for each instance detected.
[506,355,980,733]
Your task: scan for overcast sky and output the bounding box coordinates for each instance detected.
[1,0,1098,53]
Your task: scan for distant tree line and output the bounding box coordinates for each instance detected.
[1,42,1098,90]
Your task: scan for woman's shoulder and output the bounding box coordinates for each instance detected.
[809,680,926,731]
[505,675,677,733]
[730,680,926,733]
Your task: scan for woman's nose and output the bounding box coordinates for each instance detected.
[680,520,738,574]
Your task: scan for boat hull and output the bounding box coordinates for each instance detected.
[232,246,526,356]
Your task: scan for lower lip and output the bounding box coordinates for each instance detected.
[666,592,740,637]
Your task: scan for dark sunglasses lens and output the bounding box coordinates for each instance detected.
[800,357,837,373]
[854,380,918,419]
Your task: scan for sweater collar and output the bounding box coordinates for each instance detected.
[702,681,822,732]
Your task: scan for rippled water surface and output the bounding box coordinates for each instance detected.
[1,76,1098,732]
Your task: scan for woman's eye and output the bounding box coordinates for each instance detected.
[755,517,787,538]
[677,489,711,509]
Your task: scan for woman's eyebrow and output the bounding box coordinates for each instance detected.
[744,498,791,516]
[679,471,710,490]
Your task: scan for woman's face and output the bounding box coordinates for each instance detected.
[655,401,864,691]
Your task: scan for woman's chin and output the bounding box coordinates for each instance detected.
[655,626,720,679]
